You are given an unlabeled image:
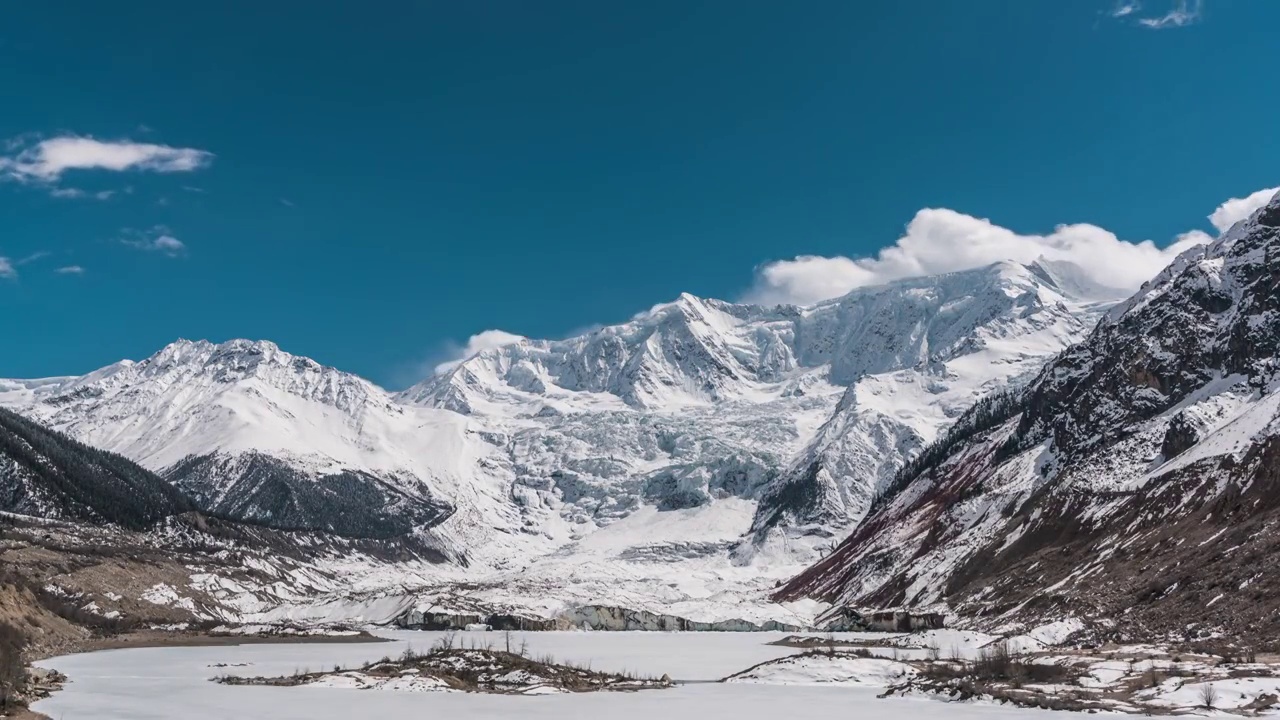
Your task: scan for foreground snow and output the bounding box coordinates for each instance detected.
[726,653,917,687]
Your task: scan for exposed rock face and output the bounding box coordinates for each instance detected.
[565,605,804,632]
[166,452,454,539]
[395,608,558,631]
[814,607,945,632]
[1160,411,1204,459]
[776,190,1280,641]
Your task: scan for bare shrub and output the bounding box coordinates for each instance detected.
[973,641,1013,679]
[429,632,457,655]
[1142,662,1163,689]
[1199,683,1218,709]
[927,640,941,662]
[923,641,1071,685]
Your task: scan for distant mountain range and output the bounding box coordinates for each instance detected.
[0,256,1114,617]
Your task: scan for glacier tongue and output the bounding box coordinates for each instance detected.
[0,260,1111,623]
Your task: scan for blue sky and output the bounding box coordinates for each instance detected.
[1,0,1277,388]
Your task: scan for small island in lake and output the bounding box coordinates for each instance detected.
[213,636,673,696]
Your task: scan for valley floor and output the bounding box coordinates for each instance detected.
[27,628,1280,719]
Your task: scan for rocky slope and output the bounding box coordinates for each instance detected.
[0,406,193,530]
[777,190,1280,642]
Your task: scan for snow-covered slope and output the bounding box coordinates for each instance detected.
[1,260,1112,621]
[746,260,1113,540]
[0,340,520,546]
[778,190,1280,641]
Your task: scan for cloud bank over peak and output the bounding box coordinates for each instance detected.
[744,187,1274,307]
[434,329,526,374]
[1209,186,1279,233]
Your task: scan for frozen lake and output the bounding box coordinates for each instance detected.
[33,630,1051,719]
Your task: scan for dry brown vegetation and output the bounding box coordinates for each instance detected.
[216,633,670,695]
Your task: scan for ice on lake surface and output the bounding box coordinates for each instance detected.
[34,630,1051,719]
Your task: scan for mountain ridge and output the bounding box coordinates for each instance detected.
[775,190,1280,640]
[1,258,1124,621]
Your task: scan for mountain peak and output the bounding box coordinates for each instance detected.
[147,338,285,364]
[1023,257,1132,302]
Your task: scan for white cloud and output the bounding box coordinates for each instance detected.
[47,187,117,200]
[1208,186,1279,233]
[434,329,525,374]
[16,251,50,266]
[745,255,879,306]
[0,250,54,278]
[744,187,1273,306]
[0,135,213,183]
[121,226,187,256]
[153,235,185,253]
[55,265,85,275]
[1136,0,1203,28]
[1110,1,1141,18]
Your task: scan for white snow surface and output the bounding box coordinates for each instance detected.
[726,653,918,687]
[308,671,455,692]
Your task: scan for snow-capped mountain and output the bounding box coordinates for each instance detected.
[401,293,811,414]
[399,261,1114,551]
[1,258,1115,620]
[777,191,1280,640]
[746,259,1123,539]
[0,340,498,542]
